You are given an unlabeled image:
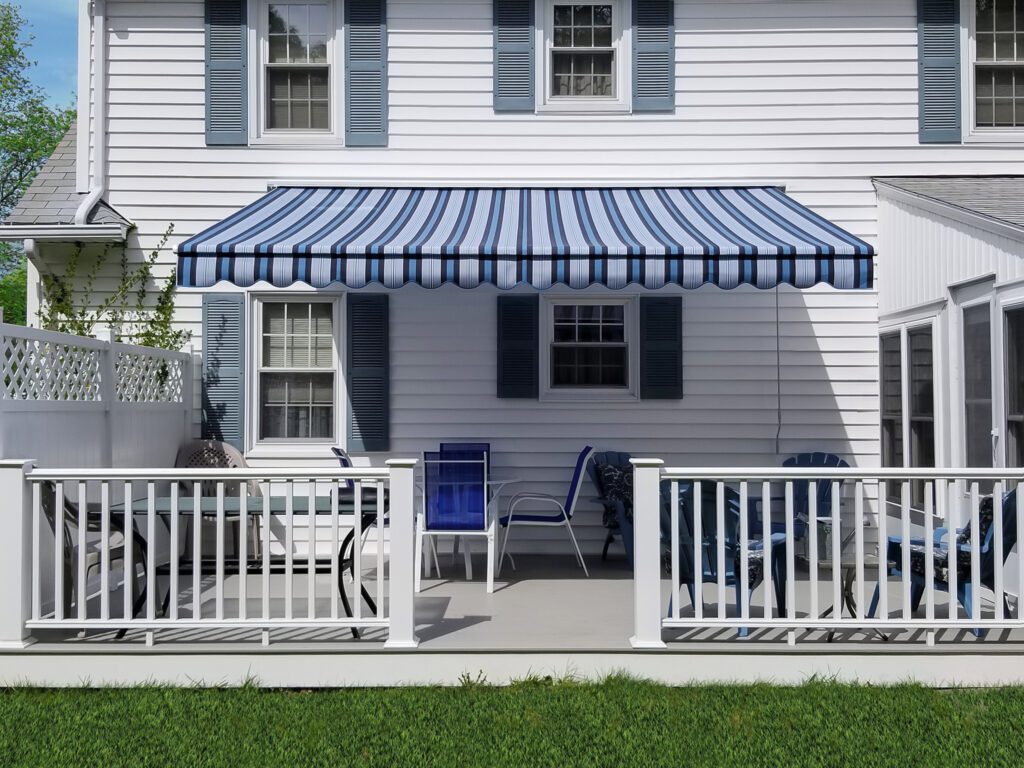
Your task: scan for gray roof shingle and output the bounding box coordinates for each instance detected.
[3,122,130,228]
[874,176,1024,231]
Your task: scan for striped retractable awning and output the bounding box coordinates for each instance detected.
[176,186,874,290]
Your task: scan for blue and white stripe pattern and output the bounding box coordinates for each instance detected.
[177,186,874,290]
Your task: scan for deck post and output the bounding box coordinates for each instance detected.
[0,461,35,648]
[384,459,419,649]
[630,459,667,649]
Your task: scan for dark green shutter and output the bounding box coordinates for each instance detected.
[640,296,683,399]
[205,0,248,146]
[633,0,675,112]
[918,0,961,143]
[347,295,390,451]
[202,294,246,450]
[497,295,539,398]
[345,0,388,146]
[493,0,535,111]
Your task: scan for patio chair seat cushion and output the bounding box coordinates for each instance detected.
[899,496,995,585]
[500,511,568,526]
[598,464,634,523]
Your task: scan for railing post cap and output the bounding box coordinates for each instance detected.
[0,459,35,470]
[629,458,665,468]
[385,458,419,468]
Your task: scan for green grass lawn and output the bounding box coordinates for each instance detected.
[0,678,1021,767]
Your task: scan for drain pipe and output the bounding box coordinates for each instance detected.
[774,284,783,458]
[75,0,107,225]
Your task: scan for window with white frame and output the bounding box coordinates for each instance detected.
[974,0,1024,128]
[881,325,936,504]
[550,302,629,388]
[263,0,334,132]
[544,1,626,105]
[258,301,336,440]
[1007,305,1024,466]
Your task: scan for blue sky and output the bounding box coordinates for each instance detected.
[14,0,78,106]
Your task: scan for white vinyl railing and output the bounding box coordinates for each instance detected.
[629,461,1024,648]
[0,461,418,648]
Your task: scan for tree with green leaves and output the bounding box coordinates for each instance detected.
[0,2,76,323]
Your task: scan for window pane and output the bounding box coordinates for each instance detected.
[880,333,903,468]
[909,327,933,417]
[269,5,287,33]
[593,26,612,47]
[594,5,612,26]
[308,35,328,63]
[268,34,288,63]
[554,5,573,25]
[260,372,334,439]
[308,3,329,32]
[573,26,593,47]
[963,304,993,468]
[268,70,290,100]
[554,27,572,47]
[574,5,593,26]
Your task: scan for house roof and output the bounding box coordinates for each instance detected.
[2,122,130,229]
[874,176,1024,231]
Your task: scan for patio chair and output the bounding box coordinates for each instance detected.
[497,446,594,578]
[39,481,148,630]
[757,452,849,541]
[664,480,789,637]
[868,487,1020,637]
[587,450,633,562]
[415,450,494,592]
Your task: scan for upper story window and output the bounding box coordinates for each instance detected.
[974,0,1024,128]
[541,0,628,110]
[262,0,335,134]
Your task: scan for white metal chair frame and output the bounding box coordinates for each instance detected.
[415,453,496,593]
[497,447,594,578]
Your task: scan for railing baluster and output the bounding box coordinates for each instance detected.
[31,482,41,622]
[924,480,934,623]
[215,481,225,621]
[192,482,201,620]
[761,480,771,621]
[376,480,385,618]
[286,481,294,620]
[901,480,911,621]
[122,480,132,625]
[994,480,1004,623]
[947,478,958,622]
[308,483,317,620]
[330,481,339,621]
[808,481,818,620]
[146,481,156,622]
[169,482,178,622]
[354,480,363,622]
[100,481,110,621]
[970,482,981,623]
[854,480,864,621]
[831,481,841,626]
[238,481,248,621]
[785,480,795,622]
[739,481,749,622]
[670,479,680,621]
[53,481,64,621]
[692,481,702,621]
[77,481,87,621]
[878,479,888,621]
[1018,480,1024,629]
[715,481,725,621]
[262,486,271,621]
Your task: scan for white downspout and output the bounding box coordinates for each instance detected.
[75,0,107,225]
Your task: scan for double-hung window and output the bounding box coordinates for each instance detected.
[258,301,336,441]
[974,0,1024,129]
[262,0,334,133]
[543,1,627,108]
[550,302,629,389]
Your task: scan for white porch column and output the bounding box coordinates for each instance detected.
[630,458,667,650]
[384,459,419,649]
[0,460,34,648]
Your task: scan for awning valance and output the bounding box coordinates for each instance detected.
[176,186,874,290]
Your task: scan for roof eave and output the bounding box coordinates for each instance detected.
[0,223,129,243]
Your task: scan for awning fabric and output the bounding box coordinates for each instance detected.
[177,186,874,290]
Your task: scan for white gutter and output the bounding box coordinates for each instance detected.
[74,0,107,225]
[0,224,128,243]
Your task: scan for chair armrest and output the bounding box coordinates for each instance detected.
[933,527,949,544]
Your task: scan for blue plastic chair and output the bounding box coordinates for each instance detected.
[664,480,789,637]
[868,489,1019,637]
[587,450,633,562]
[498,446,594,577]
[758,453,850,540]
[440,443,491,474]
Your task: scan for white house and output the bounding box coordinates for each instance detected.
[0,0,1022,686]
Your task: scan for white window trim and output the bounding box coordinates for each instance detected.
[996,283,1024,468]
[248,0,345,146]
[539,295,639,403]
[247,294,345,453]
[962,0,1024,143]
[534,0,632,114]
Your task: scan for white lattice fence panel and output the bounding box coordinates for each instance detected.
[115,351,185,403]
[2,335,103,401]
